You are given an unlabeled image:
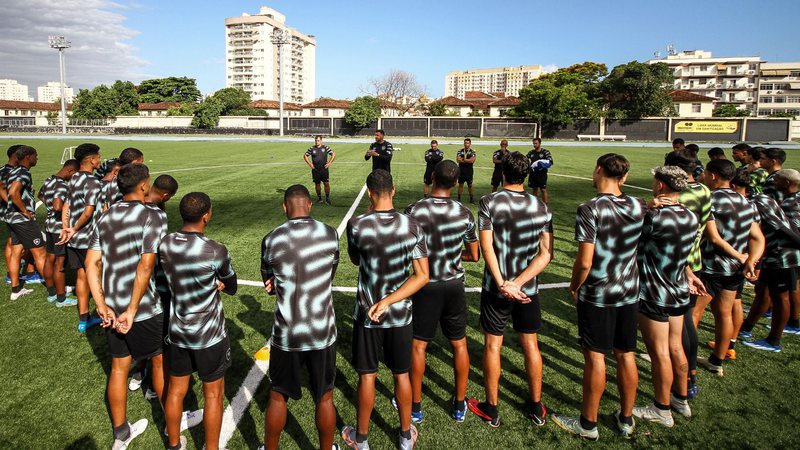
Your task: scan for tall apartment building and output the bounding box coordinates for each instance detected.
[445,65,543,99]
[0,79,32,102]
[225,6,316,103]
[757,63,800,117]
[647,50,761,112]
[37,82,74,104]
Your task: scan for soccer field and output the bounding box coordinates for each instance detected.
[1,137,799,449]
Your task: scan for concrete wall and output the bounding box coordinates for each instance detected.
[112,116,193,128]
[674,102,714,118]
[791,120,800,140]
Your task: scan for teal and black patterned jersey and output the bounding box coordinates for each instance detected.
[89,201,167,322]
[5,166,35,224]
[405,197,477,283]
[749,193,800,269]
[749,168,769,194]
[638,205,699,308]
[261,217,339,351]
[40,175,68,234]
[782,192,800,230]
[160,231,237,350]
[305,145,333,169]
[479,190,552,297]
[575,193,646,307]
[702,189,759,276]
[762,172,783,203]
[66,171,103,249]
[347,210,427,329]
[0,164,17,222]
[680,182,712,273]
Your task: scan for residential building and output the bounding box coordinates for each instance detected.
[138,102,184,117]
[0,100,69,126]
[0,79,32,102]
[301,98,351,118]
[669,90,715,118]
[438,92,519,117]
[445,66,543,99]
[757,62,800,117]
[250,99,303,117]
[37,82,74,103]
[647,50,761,113]
[225,6,316,104]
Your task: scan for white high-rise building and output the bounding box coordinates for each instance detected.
[757,63,800,117]
[445,65,543,99]
[224,6,316,103]
[0,79,32,101]
[37,82,74,104]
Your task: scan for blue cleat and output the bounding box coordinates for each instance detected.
[78,316,103,332]
[783,326,800,335]
[452,398,467,423]
[47,294,58,303]
[56,296,78,308]
[687,383,699,400]
[743,339,782,353]
[23,273,44,284]
[738,330,753,340]
[391,397,424,423]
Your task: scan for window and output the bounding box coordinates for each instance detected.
[309,109,315,117]
[322,109,329,117]
[692,103,702,113]
[776,97,787,103]
[673,104,680,115]
[791,71,800,77]
[789,96,800,103]
[762,96,773,103]
[761,83,773,91]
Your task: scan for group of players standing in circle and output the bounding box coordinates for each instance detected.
[1,133,797,449]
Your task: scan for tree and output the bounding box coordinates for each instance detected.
[71,85,119,120]
[345,96,381,128]
[363,69,426,115]
[513,71,602,133]
[424,101,449,116]
[557,61,608,83]
[166,103,197,116]
[191,97,223,129]
[713,104,753,117]
[138,77,202,103]
[111,80,139,116]
[209,87,266,116]
[597,61,674,119]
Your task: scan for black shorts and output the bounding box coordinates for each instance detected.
[423,166,435,185]
[458,166,474,184]
[351,322,412,374]
[638,300,689,323]
[411,279,467,341]
[269,344,336,402]
[6,223,20,245]
[7,221,44,249]
[528,171,548,189]
[168,336,231,382]
[491,170,503,187]
[106,313,165,360]
[759,267,800,294]
[46,232,66,256]
[479,290,542,336]
[66,247,87,270]
[578,301,638,354]
[701,273,744,298]
[312,167,329,184]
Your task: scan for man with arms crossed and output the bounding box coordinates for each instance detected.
[421,140,443,198]
[456,138,476,203]
[490,140,509,193]
[305,135,336,205]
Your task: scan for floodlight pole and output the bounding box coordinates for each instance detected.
[49,36,71,134]
[271,28,291,136]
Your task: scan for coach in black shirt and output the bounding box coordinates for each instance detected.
[365,129,393,173]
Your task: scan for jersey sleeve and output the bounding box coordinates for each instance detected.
[85,179,101,207]
[346,220,360,264]
[379,143,393,160]
[89,221,102,251]
[464,210,478,243]
[215,244,236,280]
[305,148,313,157]
[55,181,68,202]
[326,146,334,156]
[575,203,597,243]
[260,235,273,282]
[141,210,164,254]
[411,220,428,260]
[478,196,492,231]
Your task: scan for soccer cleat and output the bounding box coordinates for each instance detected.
[341,425,370,450]
[398,425,418,450]
[10,287,34,301]
[77,316,103,333]
[467,399,500,427]
[325,198,331,205]
[738,330,753,340]
[614,410,636,438]
[451,398,467,423]
[783,326,800,335]
[145,388,158,401]
[742,339,782,353]
[550,414,599,441]
[637,352,652,362]
[111,418,148,450]
[163,409,204,435]
[129,370,144,391]
[688,383,699,400]
[706,342,737,360]
[763,311,773,319]
[47,294,58,303]
[528,403,547,426]
[254,345,271,361]
[670,393,692,418]
[4,276,9,284]
[391,397,423,423]
[632,404,673,428]
[23,273,44,284]
[56,296,78,308]
[697,357,724,376]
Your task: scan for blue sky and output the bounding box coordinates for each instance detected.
[3,0,800,99]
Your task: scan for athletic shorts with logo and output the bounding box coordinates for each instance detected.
[578,302,638,354]
[46,232,66,256]
[412,279,467,341]
[106,313,165,360]
[269,343,336,402]
[169,336,231,382]
[312,167,330,184]
[7,220,44,249]
[352,322,412,374]
[759,267,799,294]
[480,290,542,336]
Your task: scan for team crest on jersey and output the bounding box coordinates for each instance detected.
[33,238,41,246]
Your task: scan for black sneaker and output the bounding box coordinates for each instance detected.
[467,399,500,427]
[325,198,331,205]
[528,403,547,426]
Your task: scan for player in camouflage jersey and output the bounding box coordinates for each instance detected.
[160,192,237,450]
[553,153,646,440]
[0,145,36,285]
[490,140,509,192]
[85,163,168,450]
[404,160,479,424]
[341,169,429,450]
[456,138,476,203]
[261,185,339,450]
[422,140,443,198]
[304,135,336,204]
[39,159,79,306]
[744,146,769,194]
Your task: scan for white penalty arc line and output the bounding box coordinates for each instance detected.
[218,183,368,448]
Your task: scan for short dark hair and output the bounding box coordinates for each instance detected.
[375,129,385,136]
[464,138,471,143]
[707,147,725,158]
[533,138,542,144]
[764,147,786,164]
[117,163,150,195]
[314,135,323,140]
[119,147,144,165]
[14,145,37,161]
[746,146,764,161]
[105,158,121,170]
[7,144,23,159]
[433,160,459,188]
[284,184,311,202]
[664,151,696,174]
[684,144,699,157]
[74,143,100,163]
[502,151,530,184]
[152,174,178,195]
[730,171,751,190]
[732,143,751,152]
[366,169,393,195]
[430,139,438,145]
[62,159,79,170]
[672,138,685,146]
[596,153,630,179]
[179,192,212,223]
[706,159,736,181]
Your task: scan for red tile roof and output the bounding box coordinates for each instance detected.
[464,91,503,100]
[302,98,352,109]
[0,100,71,111]
[137,102,183,111]
[438,96,474,107]
[669,90,716,102]
[488,96,520,107]
[249,100,302,111]
[379,99,404,110]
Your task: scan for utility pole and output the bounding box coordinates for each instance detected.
[48,36,71,134]
[271,28,291,136]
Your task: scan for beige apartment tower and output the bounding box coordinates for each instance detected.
[757,63,800,117]
[225,6,316,103]
[445,65,543,99]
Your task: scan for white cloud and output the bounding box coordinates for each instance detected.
[0,0,148,98]
[541,64,559,74]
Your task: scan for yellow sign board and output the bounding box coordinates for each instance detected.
[674,121,739,134]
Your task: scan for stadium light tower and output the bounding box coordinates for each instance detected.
[270,28,291,136]
[48,36,70,134]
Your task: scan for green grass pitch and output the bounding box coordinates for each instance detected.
[0,137,799,449]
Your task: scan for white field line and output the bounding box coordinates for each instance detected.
[218,183,367,448]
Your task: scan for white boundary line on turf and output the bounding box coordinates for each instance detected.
[218,183,368,449]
